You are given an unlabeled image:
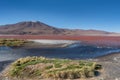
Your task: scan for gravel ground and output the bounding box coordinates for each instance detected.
[94,53,120,80]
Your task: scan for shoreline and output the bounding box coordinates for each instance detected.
[96,52,120,61]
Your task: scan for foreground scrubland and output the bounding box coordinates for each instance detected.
[2,57,101,80]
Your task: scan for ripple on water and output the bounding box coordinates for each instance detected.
[0,46,120,61]
[0,46,120,73]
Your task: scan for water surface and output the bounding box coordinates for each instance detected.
[0,45,120,72]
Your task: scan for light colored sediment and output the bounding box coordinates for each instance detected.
[28,39,80,44]
[24,39,81,48]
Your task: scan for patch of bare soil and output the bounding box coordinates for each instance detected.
[93,53,120,80]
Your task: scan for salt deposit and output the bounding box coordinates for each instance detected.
[28,39,80,45]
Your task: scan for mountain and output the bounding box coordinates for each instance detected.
[0,21,117,36]
[0,21,65,35]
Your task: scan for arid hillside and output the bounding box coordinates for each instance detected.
[0,21,118,36]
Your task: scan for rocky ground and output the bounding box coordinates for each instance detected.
[77,53,120,80]
[95,53,120,80]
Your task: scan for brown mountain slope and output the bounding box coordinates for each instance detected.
[0,21,117,36]
[0,21,65,35]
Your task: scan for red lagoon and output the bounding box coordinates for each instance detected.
[0,35,120,47]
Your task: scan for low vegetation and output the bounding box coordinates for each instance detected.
[0,39,27,47]
[5,56,102,79]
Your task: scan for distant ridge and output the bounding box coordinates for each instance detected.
[0,21,118,36]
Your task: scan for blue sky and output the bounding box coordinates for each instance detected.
[0,0,120,32]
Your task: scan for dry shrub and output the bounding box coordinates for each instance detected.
[6,56,101,79]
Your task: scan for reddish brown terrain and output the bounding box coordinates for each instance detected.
[0,35,120,47]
